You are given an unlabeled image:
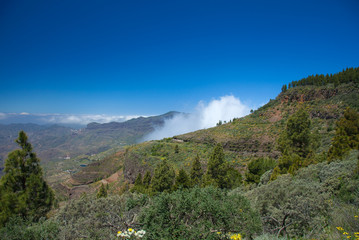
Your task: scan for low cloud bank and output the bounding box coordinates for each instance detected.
[0,113,139,126]
[144,95,250,141]
[45,114,139,125]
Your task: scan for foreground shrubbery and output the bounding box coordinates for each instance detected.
[245,151,359,239]
[0,216,59,240]
[0,187,261,240]
[140,186,261,239]
[1,153,358,239]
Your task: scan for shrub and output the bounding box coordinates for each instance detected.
[54,194,148,240]
[139,187,262,240]
[246,152,359,239]
[245,157,276,184]
[246,174,331,237]
[0,216,59,240]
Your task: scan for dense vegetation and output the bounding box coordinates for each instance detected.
[1,68,359,239]
[282,66,359,91]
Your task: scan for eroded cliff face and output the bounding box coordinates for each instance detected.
[279,88,338,104]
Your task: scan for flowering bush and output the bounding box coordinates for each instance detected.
[229,233,242,240]
[336,214,359,240]
[117,228,146,239]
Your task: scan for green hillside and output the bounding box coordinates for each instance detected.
[69,68,359,190]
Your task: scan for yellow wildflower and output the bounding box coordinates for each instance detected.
[355,215,358,218]
[344,232,349,235]
[337,227,344,231]
[128,228,133,232]
[230,233,242,240]
[117,231,122,234]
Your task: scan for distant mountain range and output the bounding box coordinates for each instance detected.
[0,111,179,176]
[0,113,142,128]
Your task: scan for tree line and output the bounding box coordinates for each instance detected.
[127,143,242,196]
[281,67,359,92]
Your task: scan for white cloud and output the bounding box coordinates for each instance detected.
[43,114,140,125]
[144,95,250,141]
[0,113,141,126]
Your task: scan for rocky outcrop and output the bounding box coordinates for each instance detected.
[280,88,338,103]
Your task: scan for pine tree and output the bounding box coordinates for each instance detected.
[278,108,312,158]
[205,143,241,189]
[151,159,175,193]
[97,183,107,198]
[190,154,203,186]
[131,172,145,193]
[134,173,143,186]
[273,108,314,177]
[281,84,287,92]
[174,168,190,190]
[206,143,226,181]
[245,157,276,184]
[143,171,152,188]
[328,107,359,161]
[0,131,54,226]
[174,145,179,154]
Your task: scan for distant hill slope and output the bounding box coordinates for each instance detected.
[0,111,179,176]
[67,68,359,195]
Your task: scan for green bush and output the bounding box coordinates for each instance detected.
[245,157,276,184]
[247,174,331,237]
[0,216,59,240]
[54,194,148,240]
[139,186,262,240]
[246,152,359,239]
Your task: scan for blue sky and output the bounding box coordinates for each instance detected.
[0,0,358,116]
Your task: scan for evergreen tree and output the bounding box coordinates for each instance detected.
[0,131,54,227]
[274,108,313,177]
[245,157,276,184]
[278,108,312,158]
[190,154,203,186]
[328,107,359,161]
[174,168,190,190]
[97,183,107,198]
[134,172,143,186]
[131,172,145,193]
[206,144,225,181]
[143,171,152,188]
[151,159,175,193]
[205,143,241,189]
[281,84,287,92]
[174,145,179,154]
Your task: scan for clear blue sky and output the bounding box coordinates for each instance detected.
[0,0,358,115]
